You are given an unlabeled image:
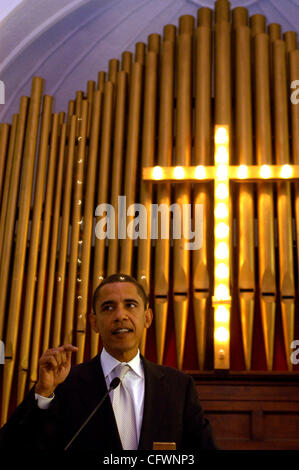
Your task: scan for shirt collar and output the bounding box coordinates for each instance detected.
[100,347,144,379]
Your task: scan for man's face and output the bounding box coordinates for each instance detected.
[89,282,153,362]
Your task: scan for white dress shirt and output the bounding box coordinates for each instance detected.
[100,348,145,444]
[35,347,145,444]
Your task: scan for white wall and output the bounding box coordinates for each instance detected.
[0,0,298,122]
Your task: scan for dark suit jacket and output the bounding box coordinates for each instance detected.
[0,353,216,452]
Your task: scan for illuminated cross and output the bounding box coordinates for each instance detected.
[143,125,299,369]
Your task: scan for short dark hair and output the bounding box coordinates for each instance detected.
[92,273,149,313]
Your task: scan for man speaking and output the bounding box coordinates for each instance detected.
[0,274,216,452]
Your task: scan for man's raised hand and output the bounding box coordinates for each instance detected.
[35,344,79,397]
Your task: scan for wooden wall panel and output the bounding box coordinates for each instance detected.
[193,372,299,450]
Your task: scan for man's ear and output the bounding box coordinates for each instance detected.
[145,308,153,329]
[89,312,99,333]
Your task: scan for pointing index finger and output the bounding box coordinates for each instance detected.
[62,344,79,351]
[60,344,79,353]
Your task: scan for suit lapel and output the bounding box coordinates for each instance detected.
[138,356,166,450]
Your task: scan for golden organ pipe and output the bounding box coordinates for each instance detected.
[268,23,281,42]
[41,123,67,354]
[135,43,145,65]
[290,50,299,288]
[120,62,143,274]
[107,71,127,279]
[0,123,9,199]
[64,101,88,346]
[137,52,158,292]
[50,116,77,350]
[58,111,65,126]
[108,59,119,84]
[91,82,114,356]
[284,31,297,52]
[93,82,114,282]
[18,112,59,403]
[232,7,248,28]
[231,9,248,107]
[0,97,28,341]
[154,38,175,365]
[148,34,160,54]
[1,76,43,425]
[86,80,95,138]
[250,14,266,36]
[215,0,230,23]
[179,15,195,34]
[284,33,297,103]
[197,7,212,27]
[98,71,106,92]
[76,90,103,363]
[75,91,84,137]
[214,17,232,368]
[67,99,75,130]
[75,90,84,116]
[74,90,84,141]
[163,24,176,42]
[194,27,212,188]
[215,21,232,128]
[193,24,212,369]
[68,99,75,115]
[273,43,293,163]
[121,51,132,75]
[0,115,18,259]
[173,28,193,370]
[273,40,295,370]
[254,34,276,370]
[290,50,299,164]
[137,51,158,355]
[235,26,255,370]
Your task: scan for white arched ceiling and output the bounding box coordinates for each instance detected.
[0,0,298,122]
[0,0,24,23]
[0,0,91,73]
